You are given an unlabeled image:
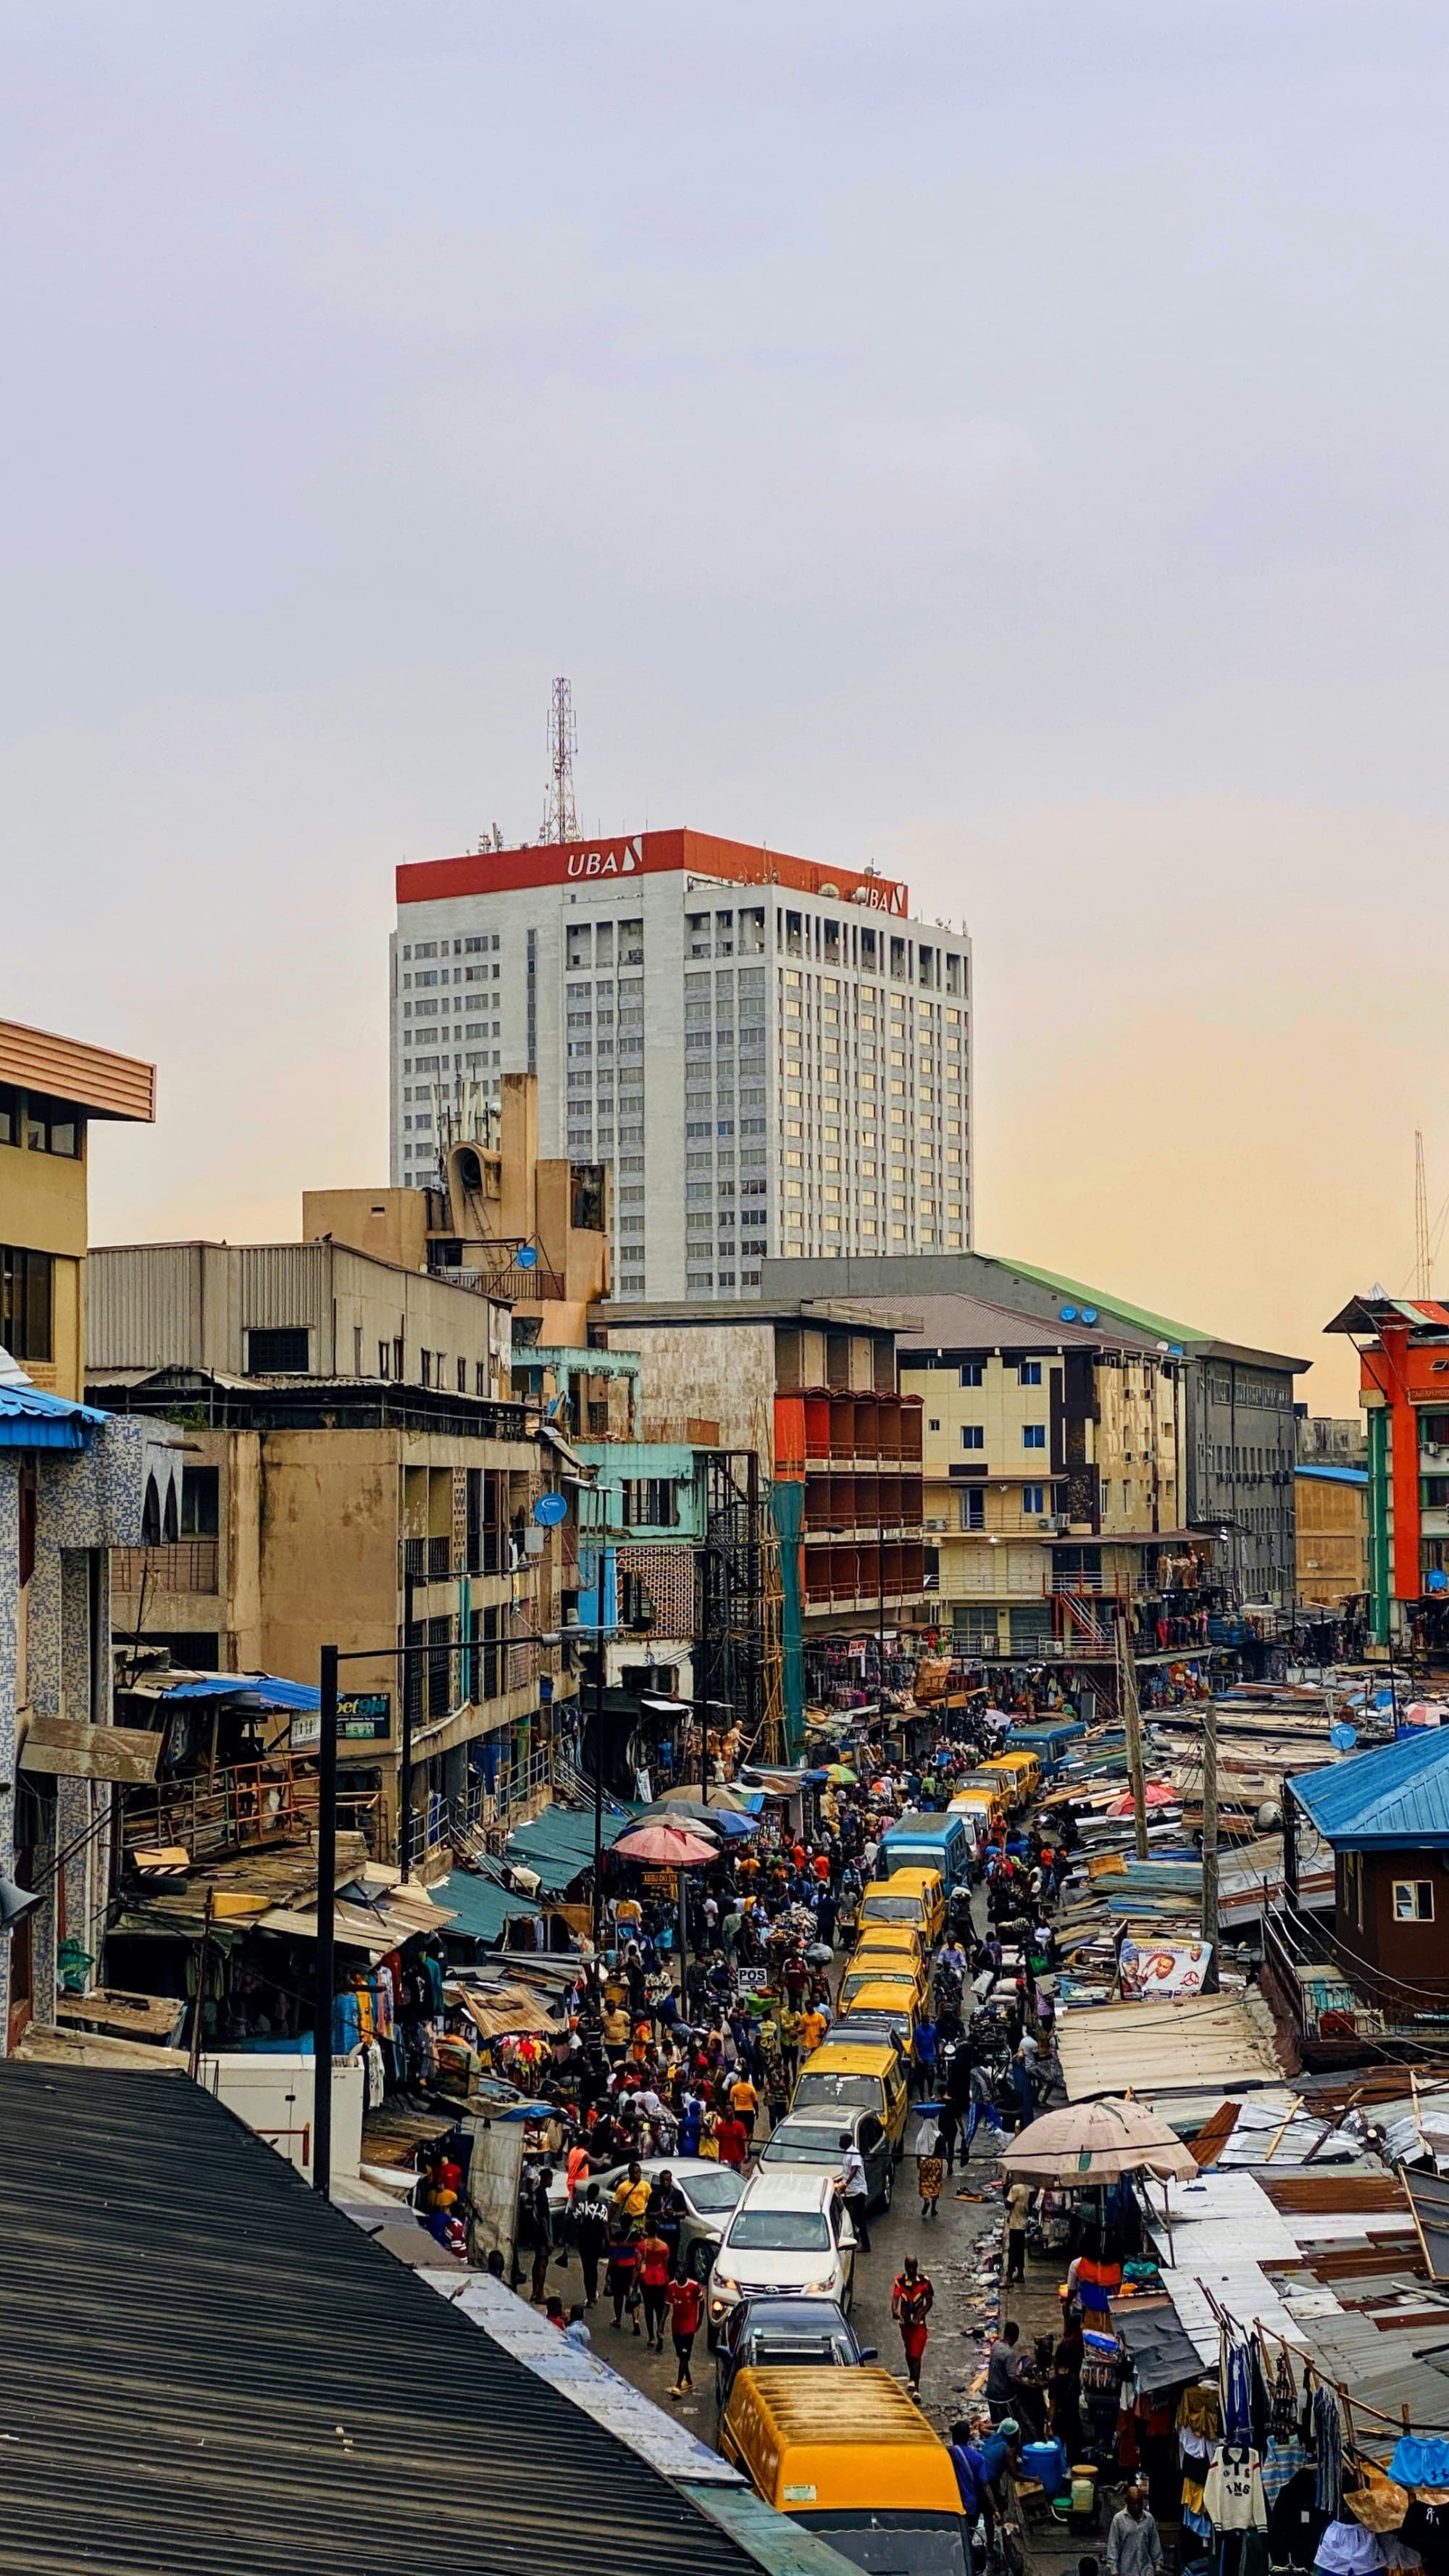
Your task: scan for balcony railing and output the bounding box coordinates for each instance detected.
[1264,1906,1449,2047]
[435,1261,567,1304]
[122,1759,381,1864]
[112,1541,220,1596]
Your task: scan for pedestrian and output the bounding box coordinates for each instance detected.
[935,2099,961,2177]
[917,2136,944,2222]
[838,2131,873,2254]
[529,2167,554,2304]
[637,2225,672,2351]
[665,2268,704,2396]
[545,2293,566,2327]
[729,2068,759,2149]
[1105,2486,1164,2576]
[948,2416,993,2561]
[1011,2046,1035,2133]
[912,2015,938,2098]
[611,2159,651,2235]
[573,2183,609,2308]
[606,2230,642,2334]
[1005,2177,1031,2282]
[985,2320,1027,2422]
[892,2253,934,2393]
[715,2109,750,2171]
[563,2301,592,2351]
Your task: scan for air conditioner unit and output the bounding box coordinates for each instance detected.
[1038,1514,1069,1533]
[924,1518,947,1531]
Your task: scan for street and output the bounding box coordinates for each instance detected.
[561,2124,1008,2446]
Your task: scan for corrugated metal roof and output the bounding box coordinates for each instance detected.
[433,1870,540,1944]
[0,2065,761,2576]
[506,1802,628,1891]
[0,1352,107,1449]
[0,1016,156,1120]
[1290,1729,1449,1848]
[1056,1992,1284,2102]
[1295,1464,1369,1487]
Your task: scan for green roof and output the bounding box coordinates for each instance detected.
[989,1253,1207,1345]
[506,1802,629,1892]
[432,1873,540,1944]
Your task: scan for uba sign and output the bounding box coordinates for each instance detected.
[567,836,643,877]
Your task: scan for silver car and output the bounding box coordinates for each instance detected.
[547,2155,746,2278]
[759,2106,895,2212]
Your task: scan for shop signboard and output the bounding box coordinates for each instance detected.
[1119,1938,1213,2001]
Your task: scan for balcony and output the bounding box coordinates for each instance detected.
[435,1260,567,1304]
[112,1542,219,1596]
[1262,1907,1449,2062]
[122,1757,381,1865]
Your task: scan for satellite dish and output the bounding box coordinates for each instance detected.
[1080,1307,1098,1325]
[533,1493,568,1527]
[514,1245,538,1269]
[1329,1723,1358,1751]
[1429,1570,1448,1595]
[0,1874,43,1932]
[1060,1305,1078,1323]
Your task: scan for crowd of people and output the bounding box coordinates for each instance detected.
[477,1723,1081,2414]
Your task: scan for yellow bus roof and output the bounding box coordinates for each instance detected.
[801,2038,899,2075]
[848,1921,923,1951]
[726,2366,959,2514]
[844,1981,918,2013]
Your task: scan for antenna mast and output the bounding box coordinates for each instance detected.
[540,675,579,843]
[1416,1126,1433,1299]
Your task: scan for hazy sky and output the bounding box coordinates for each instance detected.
[6,2,1448,1408]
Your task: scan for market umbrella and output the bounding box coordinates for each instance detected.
[611,1823,719,1867]
[637,1798,758,1839]
[656,1781,761,1815]
[824,1764,858,1786]
[999,2096,1198,2184]
[1105,1783,1178,1818]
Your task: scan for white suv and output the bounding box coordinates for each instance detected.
[706,2167,856,2346]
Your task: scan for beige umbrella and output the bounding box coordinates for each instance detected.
[999,2095,1198,2183]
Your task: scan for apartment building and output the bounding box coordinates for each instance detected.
[85,1239,578,1864]
[765,1250,1306,1608]
[1326,1290,1449,1646]
[391,827,972,1305]
[0,1016,178,2053]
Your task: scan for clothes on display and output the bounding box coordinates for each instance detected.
[1204,2445,1269,2533]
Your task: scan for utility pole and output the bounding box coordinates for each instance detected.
[1117,1605,1149,1860]
[312,1644,338,2197]
[1201,1681,1220,1981]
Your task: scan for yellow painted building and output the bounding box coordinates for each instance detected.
[895,1295,1192,1659]
[1,1018,155,1400]
[1295,1463,1369,1605]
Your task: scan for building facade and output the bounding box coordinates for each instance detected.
[391,828,972,1305]
[85,1241,579,1865]
[0,1017,179,2053]
[1326,1292,1449,1647]
[1295,1463,1369,1607]
[764,1251,1306,1609]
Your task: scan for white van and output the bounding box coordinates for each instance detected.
[706,2166,856,2347]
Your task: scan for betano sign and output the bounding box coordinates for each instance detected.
[397,825,910,916]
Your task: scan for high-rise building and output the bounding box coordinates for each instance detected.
[391,827,972,1302]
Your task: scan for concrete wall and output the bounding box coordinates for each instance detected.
[605,1320,777,1458]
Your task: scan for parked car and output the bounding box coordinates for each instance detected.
[758,2106,895,2212]
[714,2293,875,2406]
[547,2157,745,2278]
[706,2167,856,2348]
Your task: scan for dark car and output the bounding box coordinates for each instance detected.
[714,2293,875,2406]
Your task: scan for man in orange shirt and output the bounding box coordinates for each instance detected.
[798,2003,828,2056]
[729,2070,759,2149]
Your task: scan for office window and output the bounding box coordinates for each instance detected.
[960,1425,985,1452]
[959,1362,983,1387]
[377,1341,391,1379]
[1019,1360,1043,1387]
[1023,1424,1046,1450]
[960,1486,985,1531]
[1394,1880,1435,1922]
[0,1246,54,1362]
[1022,1484,1046,1515]
[245,1326,309,1375]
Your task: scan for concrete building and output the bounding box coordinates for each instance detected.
[594,1295,924,1742]
[390,827,972,1305]
[763,1250,1306,1609]
[85,1239,579,1865]
[306,1070,611,1349]
[0,1016,178,2052]
[1325,1291,1449,1649]
[1295,1463,1369,1607]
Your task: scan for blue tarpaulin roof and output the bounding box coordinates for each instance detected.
[505,1803,628,1892]
[1296,1463,1369,1487]
[159,1673,321,1711]
[431,1873,540,1944]
[1290,1728,1449,1849]
[0,1378,107,1449]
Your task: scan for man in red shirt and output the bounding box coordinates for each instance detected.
[665,2270,704,2395]
[715,2111,749,2170]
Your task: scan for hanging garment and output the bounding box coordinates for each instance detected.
[1262,2440,1308,2505]
[1315,2390,1345,2517]
[1314,2520,1387,2576]
[1270,2353,1299,2443]
[1389,2440,1449,2495]
[1203,2444,1269,2533]
[1224,2340,1255,2445]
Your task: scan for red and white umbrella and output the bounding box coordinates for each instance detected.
[611,1823,719,1867]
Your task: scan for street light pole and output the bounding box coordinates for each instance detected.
[312,1643,338,2196]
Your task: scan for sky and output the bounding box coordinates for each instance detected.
[4,2,1449,1408]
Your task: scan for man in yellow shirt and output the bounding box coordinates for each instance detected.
[611,2162,651,2233]
[798,2004,828,2057]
